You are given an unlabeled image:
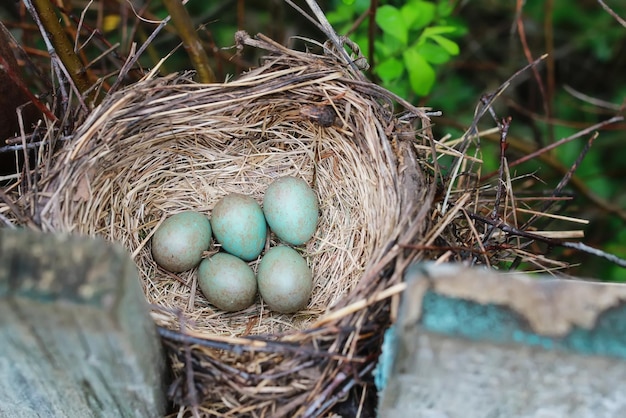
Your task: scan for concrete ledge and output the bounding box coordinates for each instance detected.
[378,263,626,418]
[0,229,167,418]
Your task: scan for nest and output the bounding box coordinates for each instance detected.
[1,34,434,416]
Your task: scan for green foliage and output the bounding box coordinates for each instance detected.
[524,0,624,62]
[328,0,626,280]
[328,0,466,98]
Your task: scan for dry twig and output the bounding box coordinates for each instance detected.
[162,0,215,83]
[24,0,95,107]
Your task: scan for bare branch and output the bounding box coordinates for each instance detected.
[162,0,216,83]
[597,0,626,27]
[24,0,95,107]
[468,212,626,268]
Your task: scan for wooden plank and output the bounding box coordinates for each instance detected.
[0,228,167,418]
[378,263,626,418]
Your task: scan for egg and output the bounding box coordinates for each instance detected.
[257,245,312,313]
[151,211,212,273]
[210,193,267,261]
[263,176,318,246]
[197,253,257,312]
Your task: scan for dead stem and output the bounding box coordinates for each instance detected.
[25,0,95,106]
[162,0,215,83]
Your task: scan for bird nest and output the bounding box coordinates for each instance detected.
[0,34,435,416]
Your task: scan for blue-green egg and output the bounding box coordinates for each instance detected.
[263,176,319,246]
[210,193,267,261]
[257,246,312,313]
[151,211,212,273]
[198,253,257,312]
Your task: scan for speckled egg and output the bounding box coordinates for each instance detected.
[197,253,257,312]
[151,211,212,273]
[263,176,319,246]
[257,246,312,313]
[210,193,267,261]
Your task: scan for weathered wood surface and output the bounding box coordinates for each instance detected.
[0,228,167,418]
[378,263,626,418]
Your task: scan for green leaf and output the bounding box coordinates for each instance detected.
[440,17,469,37]
[335,0,370,14]
[374,40,392,58]
[400,4,421,28]
[326,4,354,25]
[377,32,406,56]
[375,57,405,83]
[586,176,613,199]
[606,265,626,283]
[416,42,451,64]
[437,1,455,17]
[402,1,435,30]
[385,78,412,101]
[422,25,460,37]
[376,5,408,45]
[353,0,372,15]
[403,49,436,96]
[429,35,460,55]
[352,35,369,58]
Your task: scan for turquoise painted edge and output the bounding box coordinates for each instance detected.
[375,290,626,393]
[420,290,626,359]
[374,325,397,392]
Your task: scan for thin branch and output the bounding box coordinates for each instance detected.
[55,4,144,82]
[521,132,599,230]
[180,319,200,418]
[468,212,626,268]
[284,0,325,33]
[25,0,95,106]
[563,85,624,111]
[0,55,56,122]
[311,362,376,418]
[22,0,69,108]
[491,116,512,220]
[157,326,357,360]
[441,54,548,214]
[515,0,552,144]
[544,0,556,144]
[0,136,70,153]
[162,0,216,83]
[481,116,513,252]
[367,0,378,79]
[108,15,170,93]
[303,369,348,417]
[481,115,624,181]
[301,0,365,76]
[597,0,626,27]
[431,115,626,222]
